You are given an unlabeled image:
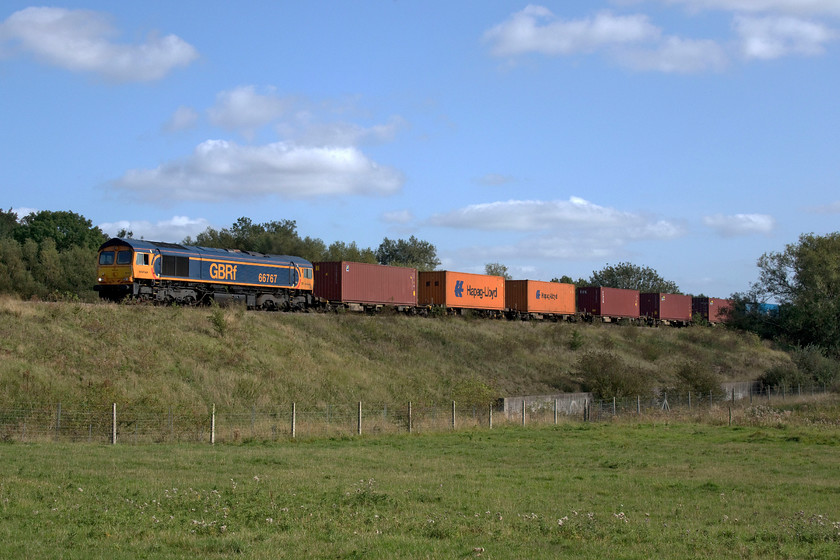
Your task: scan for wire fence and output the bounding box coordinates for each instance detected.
[0,384,831,444]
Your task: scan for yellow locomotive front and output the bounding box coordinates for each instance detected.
[95,238,157,301]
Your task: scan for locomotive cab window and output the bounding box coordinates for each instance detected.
[135,253,150,265]
[303,268,313,279]
[116,251,132,265]
[99,251,115,265]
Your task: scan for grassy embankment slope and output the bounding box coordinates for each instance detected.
[0,296,790,410]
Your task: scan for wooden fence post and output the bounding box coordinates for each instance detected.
[210,403,216,445]
[111,403,117,445]
[408,401,412,433]
[357,401,362,436]
[451,401,456,430]
[488,403,493,429]
[291,402,296,439]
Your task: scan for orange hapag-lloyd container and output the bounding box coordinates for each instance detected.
[418,271,505,311]
[506,280,575,316]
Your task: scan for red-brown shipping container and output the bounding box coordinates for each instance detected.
[692,297,732,323]
[576,286,640,319]
[418,271,505,311]
[506,280,575,316]
[313,261,417,308]
[640,292,692,322]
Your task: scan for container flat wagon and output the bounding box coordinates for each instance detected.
[313,261,417,311]
[506,280,575,319]
[576,286,640,321]
[418,271,505,315]
[692,297,732,324]
[640,292,692,325]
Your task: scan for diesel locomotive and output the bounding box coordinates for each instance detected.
[95,237,314,310]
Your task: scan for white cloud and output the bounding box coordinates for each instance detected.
[703,213,776,236]
[476,173,516,186]
[163,106,199,132]
[207,86,292,135]
[206,86,407,145]
[484,4,838,72]
[10,207,38,220]
[661,0,840,17]
[429,197,686,261]
[382,210,414,224]
[617,36,729,72]
[806,201,840,213]
[0,7,198,82]
[483,7,660,57]
[110,139,404,202]
[98,216,210,242]
[735,15,836,59]
[291,115,408,146]
[429,197,684,239]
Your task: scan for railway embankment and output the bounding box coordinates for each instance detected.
[0,296,793,411]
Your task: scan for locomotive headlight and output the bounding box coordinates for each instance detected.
[98,277,103,282]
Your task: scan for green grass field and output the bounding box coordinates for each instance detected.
[3,408,840,559]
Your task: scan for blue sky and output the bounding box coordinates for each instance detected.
[2,1,839,298]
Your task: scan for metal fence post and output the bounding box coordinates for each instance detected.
[357,401,362,436]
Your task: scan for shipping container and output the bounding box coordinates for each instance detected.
[313,261,417,309]
[692,297,732,324]
[640,292,692,323]
[576,286,640,319]
[418,271,505,312]
[506,280,575,317]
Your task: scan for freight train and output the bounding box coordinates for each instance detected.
[95,237,731,323]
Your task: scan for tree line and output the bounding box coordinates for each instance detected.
[0,209,106,300]
[0,211,443,300]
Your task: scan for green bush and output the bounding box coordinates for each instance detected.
[791,345,840,386]
[667,360,726,398]
[759,363,806,390]
[576,350,654,399]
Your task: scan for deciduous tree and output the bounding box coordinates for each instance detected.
[484,262,512,279]
[375,236,440,271]
[587,262,680,293]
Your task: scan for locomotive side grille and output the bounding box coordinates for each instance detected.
[162,256,190,277]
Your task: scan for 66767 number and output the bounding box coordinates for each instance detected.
[258,273,278,284]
